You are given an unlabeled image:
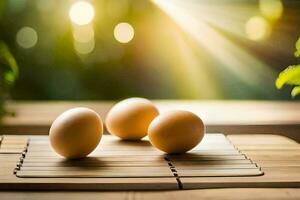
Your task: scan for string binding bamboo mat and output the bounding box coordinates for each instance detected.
[0,134,263,190]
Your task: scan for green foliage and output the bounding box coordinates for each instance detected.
[276,37,300,97]
[0,41,19,117]
[295,38,300,58]
[291,86,300,97]
[0,42,19,84]
[276,65,300,89]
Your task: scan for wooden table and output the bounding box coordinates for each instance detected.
[0,134,300,199]
[1,100,300,141]
[0,188,300,200]
[0,101,300,199]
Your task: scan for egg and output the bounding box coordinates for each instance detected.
[49,107,103,159]
[148,110,205,154]
[105,98,159,140]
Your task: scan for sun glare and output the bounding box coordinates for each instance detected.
[69,1,95,55]
[151,0,278,97]
[69,1,95,26]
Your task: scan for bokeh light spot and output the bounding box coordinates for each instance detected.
[69,1,95,25]
[16,26,38,49]
[259,0,283,21]
[74,39,95,55]
[73,24,94,43]
[245,16,271,41]
[114,22,135,43]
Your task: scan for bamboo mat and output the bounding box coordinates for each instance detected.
[0,134,263,190]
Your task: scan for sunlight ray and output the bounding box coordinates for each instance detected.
[152,0,278,97]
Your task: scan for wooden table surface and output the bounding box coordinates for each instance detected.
[0,100,300,199]
[1,100,300,141]
[0,188,300,200]
[1,134,300,199]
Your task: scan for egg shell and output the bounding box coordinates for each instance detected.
[148,110,205,154]
[105,98,159,140]
[49,107,103,159]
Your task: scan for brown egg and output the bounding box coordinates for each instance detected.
[148,110,205,154]
[49,107,103,159]
[105,98,159,140]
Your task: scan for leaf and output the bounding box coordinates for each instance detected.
[291,86,300,97]
[0,41,19,83]
[276,65,300,89]
[4,71,15,84]
[295,37,300,58]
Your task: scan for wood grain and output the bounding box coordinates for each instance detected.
[1,188,300,200]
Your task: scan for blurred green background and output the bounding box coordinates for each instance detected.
[0,0,300,100]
